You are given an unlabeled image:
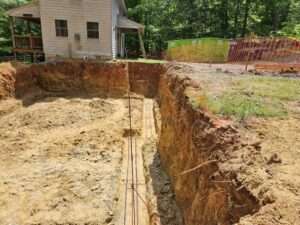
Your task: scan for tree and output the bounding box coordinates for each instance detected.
[280,0,300,36]
[0,0,30,55]
[1,0,298,57]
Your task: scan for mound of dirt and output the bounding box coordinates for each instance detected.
[0,63,17,99]
[0,97,128,225]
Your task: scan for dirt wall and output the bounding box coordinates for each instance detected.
[128,62,165,98]
[157,66,260,225]
[15,61,129,99]
[12,61,164,101]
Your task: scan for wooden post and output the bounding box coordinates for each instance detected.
[9,17,17,60]
[138,30,146,59]
[27,20,33,50]
[27,20,31,34]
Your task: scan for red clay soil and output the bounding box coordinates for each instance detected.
[13,61,163,102]
[128,62,163,98]
[15,61,129,100]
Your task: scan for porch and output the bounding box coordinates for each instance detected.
[7,2,44,62]
[117,16,146,58]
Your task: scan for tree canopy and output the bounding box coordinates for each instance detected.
[0,0,30,55]
[125,0,300,55]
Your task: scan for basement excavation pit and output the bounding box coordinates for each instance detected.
[0,61,261,225]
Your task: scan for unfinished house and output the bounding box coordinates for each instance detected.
[7,0,145,61]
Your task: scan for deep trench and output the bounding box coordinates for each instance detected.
[0,61,261,225]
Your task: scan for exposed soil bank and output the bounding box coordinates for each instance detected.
[15,61,129,101]
[11,61,163,103]
[157,66,260,225]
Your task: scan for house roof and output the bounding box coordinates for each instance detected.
[8,0,127,16]
[7,1,40,18]
[117,16,144,31]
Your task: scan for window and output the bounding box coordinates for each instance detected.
[87,22,99,39]
[55,20,68,37]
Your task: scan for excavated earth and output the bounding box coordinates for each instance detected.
[0,97,127,224]
[0,61,299,225]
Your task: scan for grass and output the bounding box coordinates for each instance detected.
[117,58,166,64]
[167,38,229,63]
[189,76,300,120]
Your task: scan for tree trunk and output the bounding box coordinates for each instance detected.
[221,0,229,37]
[233,0,241,37]
[242,0,251,37]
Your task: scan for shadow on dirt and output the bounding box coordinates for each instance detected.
[147,150,184,225]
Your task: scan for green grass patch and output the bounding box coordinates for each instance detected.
[118,58,166,64]
[233,76,300,101]
[206,93,287,120]
[190,76,300,120]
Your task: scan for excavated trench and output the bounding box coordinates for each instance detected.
[0,61,260,225]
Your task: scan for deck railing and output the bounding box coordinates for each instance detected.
[14,35,43,51]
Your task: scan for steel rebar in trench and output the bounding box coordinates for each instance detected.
[114,95,149,225]
[115,97,182,225]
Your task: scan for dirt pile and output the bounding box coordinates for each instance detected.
[230,117,300,225]
[255,63,300,76]
[0,97,128,225]
[0,63,18,99]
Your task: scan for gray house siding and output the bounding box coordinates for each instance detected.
[40,0,113,60]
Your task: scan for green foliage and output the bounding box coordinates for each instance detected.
[280,0,300,37]
[0,0,299,56]
[125,0,299,56]
[0,0,31,55]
